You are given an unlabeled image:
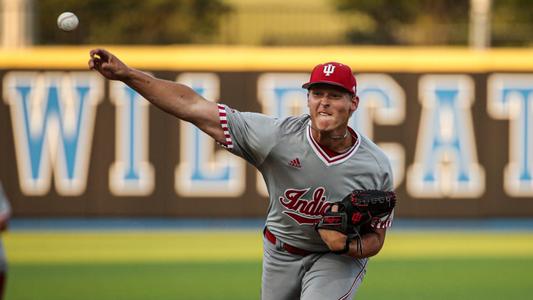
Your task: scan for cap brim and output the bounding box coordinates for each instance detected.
[302,81,354,94]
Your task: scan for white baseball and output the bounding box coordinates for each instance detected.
[57,12,79,31]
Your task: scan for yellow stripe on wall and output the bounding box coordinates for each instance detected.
[1,46,533,72]
[5,231,533,264]
[379,232,533,259]
[5,231,263,264]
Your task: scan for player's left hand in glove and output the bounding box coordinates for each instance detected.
[316,190,397,254]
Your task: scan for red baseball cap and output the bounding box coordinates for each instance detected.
[302,62,357,95]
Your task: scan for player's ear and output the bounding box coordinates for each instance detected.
[350,95,359,113]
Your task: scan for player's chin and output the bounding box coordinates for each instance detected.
[314,118,336,130]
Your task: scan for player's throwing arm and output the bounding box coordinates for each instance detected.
[88,49,226,143]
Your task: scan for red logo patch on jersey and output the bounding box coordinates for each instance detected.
[288,158,302,169]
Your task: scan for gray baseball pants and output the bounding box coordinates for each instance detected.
[261,233,367,300]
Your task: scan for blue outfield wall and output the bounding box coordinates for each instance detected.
[2,46,533,218]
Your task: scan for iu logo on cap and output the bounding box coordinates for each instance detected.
[323,64,335,76]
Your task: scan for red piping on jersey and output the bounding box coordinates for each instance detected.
[316,127,357,157]
[306,124,360,165]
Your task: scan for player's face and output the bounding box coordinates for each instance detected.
[307,85,358,133]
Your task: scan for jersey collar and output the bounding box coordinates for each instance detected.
[306,122,361,166]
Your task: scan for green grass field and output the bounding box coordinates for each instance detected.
[5,230,533,300]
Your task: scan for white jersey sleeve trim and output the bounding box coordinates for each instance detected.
[371,210,394,229]
[217,104,234,149]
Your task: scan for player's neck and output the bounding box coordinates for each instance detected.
[311,128,353,153]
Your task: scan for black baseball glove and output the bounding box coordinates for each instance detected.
[316,190,397,235]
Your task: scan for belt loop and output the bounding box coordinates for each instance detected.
[275,238,284,251]
[266,227,284,251]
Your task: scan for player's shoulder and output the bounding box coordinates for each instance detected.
[358,134,383,153]
[240,111,307,126]
[232,109,308,136]
[355,133,394,190]
[357,133,391,168]
[277,114,309,134]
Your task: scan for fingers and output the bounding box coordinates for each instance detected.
[89,48,110,61]
[88,48,112,71]
[88,56,102,71]
[88,48,128,80]
[330,204,339,213]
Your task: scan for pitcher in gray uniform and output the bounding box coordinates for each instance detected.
[89,49,395,300]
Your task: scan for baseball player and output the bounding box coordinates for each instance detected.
[89,49,395,299]
[0,182,11,300]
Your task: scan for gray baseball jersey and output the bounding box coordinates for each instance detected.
[217,104,394,250]
[217,104,394,299]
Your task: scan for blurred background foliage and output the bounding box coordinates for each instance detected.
[35,0,232,44]
[32,0,533,46]
[491,0,533,46]
[335,0,533,46]
[335,0,471,45]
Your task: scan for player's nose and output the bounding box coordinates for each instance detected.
[319,96,331,107]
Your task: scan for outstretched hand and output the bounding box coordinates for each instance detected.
[88,48,131,81]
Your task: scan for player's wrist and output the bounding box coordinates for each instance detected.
[332,238,351,254]
[120,67,141,83]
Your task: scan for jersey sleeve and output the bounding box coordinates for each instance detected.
[371,155,395,229]
[216,104,281,166]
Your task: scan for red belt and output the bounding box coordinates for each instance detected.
[264,227,313,256]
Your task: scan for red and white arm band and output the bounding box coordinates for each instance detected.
[217,104,234,149]
[370,210,394,229]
